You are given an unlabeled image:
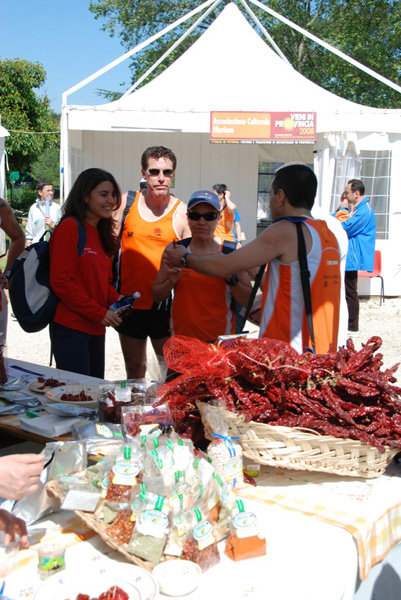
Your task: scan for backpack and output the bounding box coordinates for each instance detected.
[8,217,87,333]
[113,189,138,291]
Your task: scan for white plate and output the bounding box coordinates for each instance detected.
[34,561,158,600]
[29,378,76,394]
[43,384,100,408]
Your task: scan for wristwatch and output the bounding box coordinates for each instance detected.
[4,270,11,279]
[180,252,191,268]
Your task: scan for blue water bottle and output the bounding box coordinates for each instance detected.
[109,291,140,314]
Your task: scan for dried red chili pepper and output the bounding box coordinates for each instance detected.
[336,377,380,398]
[106,508,135,544]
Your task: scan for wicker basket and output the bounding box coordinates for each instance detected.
[198,402,400,479]
[46,480,160,571]
[46,480,229,569]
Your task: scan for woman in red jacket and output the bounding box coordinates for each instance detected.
[49,168,123,377]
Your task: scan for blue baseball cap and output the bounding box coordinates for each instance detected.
[187,190,220,212]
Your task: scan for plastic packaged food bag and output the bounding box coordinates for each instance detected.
[203,403,244,488]
[181,507,220,572]
[224,499,266,562]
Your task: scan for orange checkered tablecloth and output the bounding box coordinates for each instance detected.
[238,461,401,580]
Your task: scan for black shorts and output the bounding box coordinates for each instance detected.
[115,307,170,340]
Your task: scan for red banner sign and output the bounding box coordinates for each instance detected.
[210,111,316,144]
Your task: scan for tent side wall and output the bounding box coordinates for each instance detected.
[68,127,401,296]
[69,130,260,244]
[313,130,401,297]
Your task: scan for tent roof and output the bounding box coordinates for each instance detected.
[66,2,401,134]
[0,125,10,138]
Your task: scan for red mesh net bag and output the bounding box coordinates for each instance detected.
[163,335,235,378]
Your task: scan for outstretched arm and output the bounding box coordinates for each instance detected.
[165,220,290,278]
[152,245,182,303]
[0,200,25,286]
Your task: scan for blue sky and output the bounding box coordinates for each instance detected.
[2,0,133,112]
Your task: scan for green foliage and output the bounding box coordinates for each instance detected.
[8,185,37,217]
[0,58,60,173]
[89,0,401,108]
[30,145,60,186]
[94,88,125,102]
[89,0,215,92]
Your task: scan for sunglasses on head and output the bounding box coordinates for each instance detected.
[147,168,174,177]
[187,211,220,221]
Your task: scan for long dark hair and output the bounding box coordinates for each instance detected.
[62,168,122,255]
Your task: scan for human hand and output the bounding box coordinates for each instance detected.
[101,309,123,328]
[0,454,44,500]
[0,509,28,548]
[167,265,182,285]
[164,242,187,268]
[0,271,8,289]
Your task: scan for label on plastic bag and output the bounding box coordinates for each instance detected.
[233,511,259,539]
[193,519,215,551]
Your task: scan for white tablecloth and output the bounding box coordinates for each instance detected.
[2,358,401,599]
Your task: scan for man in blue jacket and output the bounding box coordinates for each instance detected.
[342,179,376,334]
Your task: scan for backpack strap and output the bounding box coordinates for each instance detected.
[121,190,138,231]
[58,216,87,256]
[295,221,316,354]
[112,190,139,291]
[238,264,266,332]
[70,216,86,256]
[275,216,315,353]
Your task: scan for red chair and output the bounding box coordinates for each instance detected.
[358,250,385,305]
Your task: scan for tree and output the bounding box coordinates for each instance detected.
[89,0,401,108]
[30,145,60,187]
[0,58,59,173]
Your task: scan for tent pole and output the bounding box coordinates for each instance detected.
[237,0,291,64]
[60,108,69,203]
[61,0,218,105]
[248,0,401,95]
[122,0,224,97]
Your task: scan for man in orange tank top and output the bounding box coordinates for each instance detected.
[114,146,190,379]
[164,163,342,355]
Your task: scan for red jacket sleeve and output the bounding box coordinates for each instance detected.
[49,218,109,324]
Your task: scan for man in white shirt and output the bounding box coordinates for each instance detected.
[25,182,62,245]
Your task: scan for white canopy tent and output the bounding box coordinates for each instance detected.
[61,1,401,294]
[0,120,10,255]
[0,121,9,199]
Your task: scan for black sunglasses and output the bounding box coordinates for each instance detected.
[187,211,219,222]
[147,168,174,177]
